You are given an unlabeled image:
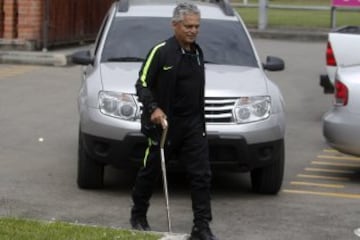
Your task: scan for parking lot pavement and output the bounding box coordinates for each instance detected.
[0,65,39,79]
[283,148,360,200]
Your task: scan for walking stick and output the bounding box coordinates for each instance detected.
[160,118,172,232]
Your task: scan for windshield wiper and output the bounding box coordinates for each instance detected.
[204,60,217,64]
[106,57,145,62]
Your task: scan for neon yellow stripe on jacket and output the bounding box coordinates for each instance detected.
[140,42,166,87]
[143,138,153,167]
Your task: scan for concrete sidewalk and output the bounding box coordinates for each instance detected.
[160,233,189,240]
[0,43,92,67]
[0,28,328,67]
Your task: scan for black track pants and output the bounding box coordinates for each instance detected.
[131,115,212,227]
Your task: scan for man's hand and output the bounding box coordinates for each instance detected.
[150,108,167,129]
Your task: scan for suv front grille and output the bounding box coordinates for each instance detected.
[205,97,237,123]
[137,96,237,123]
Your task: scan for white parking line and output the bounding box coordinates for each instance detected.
[285,148,360,200]
[283,190,360,199]
[323,149,338,153]
[297,174,349,181]
[290,181,344,188]
[317,155,360,161]
[304,167,355,174]
[312,161,360,168]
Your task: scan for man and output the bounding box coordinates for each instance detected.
[131,2,218,240]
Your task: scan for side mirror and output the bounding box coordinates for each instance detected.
[263,56,285,71]
[71,50,94,65]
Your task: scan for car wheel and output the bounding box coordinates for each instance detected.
[250,140,284,194]
[77,130,104,189]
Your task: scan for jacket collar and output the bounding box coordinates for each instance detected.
[168,36,200,54]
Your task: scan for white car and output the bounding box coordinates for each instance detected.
[323,64,360,156]
[319,26,360,94]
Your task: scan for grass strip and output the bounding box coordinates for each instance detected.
[231,0,360,29]
[236,8,360,29]
[232,0,335,6]
[0,217,161,240]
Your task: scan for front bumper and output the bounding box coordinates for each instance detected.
[80,107,285,171]
[81,107,285,144]
[82,131,284,172]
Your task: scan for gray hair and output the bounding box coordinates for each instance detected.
[172,2,201,22]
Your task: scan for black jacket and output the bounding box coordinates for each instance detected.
[135,36,206,141]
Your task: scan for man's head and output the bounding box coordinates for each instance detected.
[172,2,201,49]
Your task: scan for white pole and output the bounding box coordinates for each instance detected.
[258,0,268,30]
[243,0,248,5]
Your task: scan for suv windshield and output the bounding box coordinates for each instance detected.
[101,17,258,67]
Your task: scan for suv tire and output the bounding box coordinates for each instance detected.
[77,130,104,189]
[250,140,284,194]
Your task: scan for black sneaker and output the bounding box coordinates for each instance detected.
[189,225,219,240]
[130,217,151,231]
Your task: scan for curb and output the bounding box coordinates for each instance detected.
[249,29,328,42]
[0,50,71,67]
[160,233,189,240]
[0,43,91,67]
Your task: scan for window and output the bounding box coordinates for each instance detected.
[101,17,257,67]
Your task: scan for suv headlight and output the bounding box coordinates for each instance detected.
[99,91,140,121]
[233,96,271,123]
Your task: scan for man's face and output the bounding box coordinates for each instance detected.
[173,13,200,46]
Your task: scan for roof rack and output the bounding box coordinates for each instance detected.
[117,0,129,12]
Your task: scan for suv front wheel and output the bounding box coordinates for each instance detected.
[250,140,284,194]
[77,129,104,189]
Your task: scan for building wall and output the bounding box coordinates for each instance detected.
[3,0,18,39]
[0,0,114,50]
[17,0,42,41]
[0,0,4,38]
[46,0,113,45]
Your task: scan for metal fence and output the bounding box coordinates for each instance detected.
[231,1,360,30]
[43,0,114,49]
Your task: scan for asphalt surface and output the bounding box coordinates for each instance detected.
[0,28,328,67]
[0,28,329,240]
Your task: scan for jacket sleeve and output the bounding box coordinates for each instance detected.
[135,42,165,115]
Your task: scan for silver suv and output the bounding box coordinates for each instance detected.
[72,0,286,194]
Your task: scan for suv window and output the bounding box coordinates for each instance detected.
[101,17,258,67]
